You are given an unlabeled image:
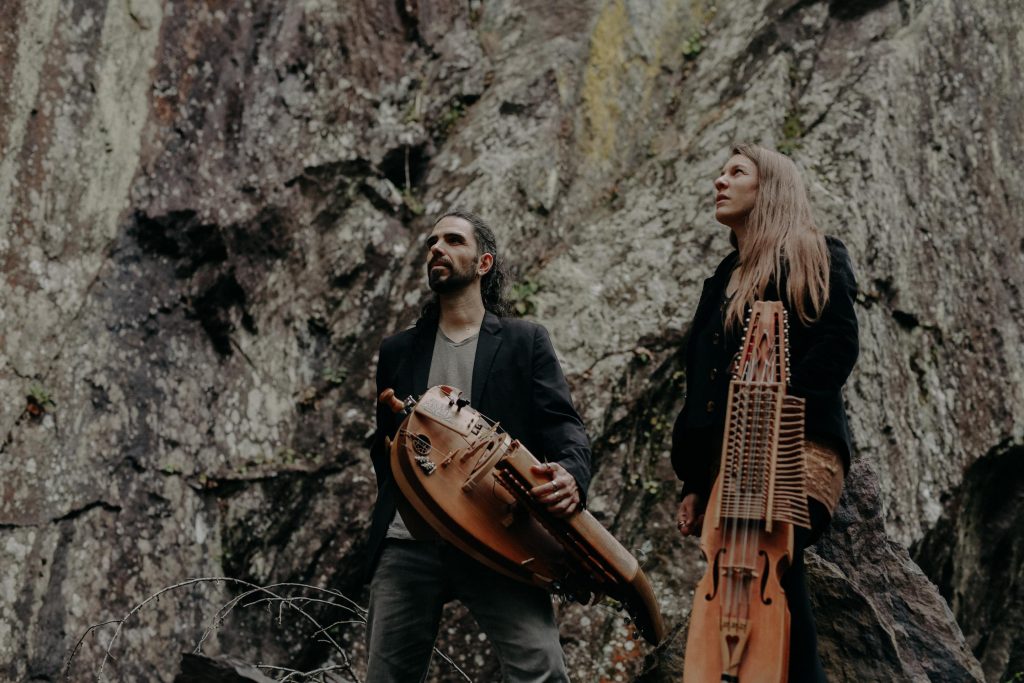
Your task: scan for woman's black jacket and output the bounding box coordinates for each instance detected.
[670,236,859,503]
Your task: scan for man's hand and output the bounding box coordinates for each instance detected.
[530,462,580,518]
[676,493,705,537]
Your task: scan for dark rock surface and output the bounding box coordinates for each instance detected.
[914,444,1024,682]
[175,653,276,683]
[2,0,1020,681]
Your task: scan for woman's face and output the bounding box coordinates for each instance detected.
[714,154,759,229]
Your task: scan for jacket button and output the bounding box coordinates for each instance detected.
[706,400,715,412]
[712,332,720,345]
[709,368,717,380]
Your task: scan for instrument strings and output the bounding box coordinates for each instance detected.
[722,323,779,646]
[724,326,747,636]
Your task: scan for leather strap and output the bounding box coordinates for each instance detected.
[804,440,844,516]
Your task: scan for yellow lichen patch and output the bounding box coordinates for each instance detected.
[579,0,630,167]
[578,0,701,172]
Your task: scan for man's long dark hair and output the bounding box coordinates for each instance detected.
[420,210,514,319]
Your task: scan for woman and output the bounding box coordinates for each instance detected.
[672,144,859,682]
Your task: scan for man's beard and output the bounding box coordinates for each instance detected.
[427,257,479,293]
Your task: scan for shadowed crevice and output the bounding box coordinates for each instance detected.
[912,441,1024,682]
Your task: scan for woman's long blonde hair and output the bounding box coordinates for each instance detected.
[723,143,830,331]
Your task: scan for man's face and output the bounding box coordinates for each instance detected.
[425,216,482,293]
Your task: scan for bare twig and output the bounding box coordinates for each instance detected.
[280,664,347,682]
[430,649,473,682]
[66,576,473,682]
[63,620,120,679]
[67,577,362,681]
[313,620,366,638]
[93,577,254,678]
[190,581,359,680]
[241,595,360,616]
[258,663,347,682]
[192,581,361,660]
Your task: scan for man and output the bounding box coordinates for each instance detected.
[365,210,592,682]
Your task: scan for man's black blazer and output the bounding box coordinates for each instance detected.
[365,311,592,580]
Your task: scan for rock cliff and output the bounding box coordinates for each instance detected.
[1,0,1020,681]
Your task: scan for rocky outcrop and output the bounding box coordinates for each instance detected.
[2,0,1020,681]
[913,443,1024,682]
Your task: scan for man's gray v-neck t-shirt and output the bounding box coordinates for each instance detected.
[386,327,479,540]
[426,327,479,399]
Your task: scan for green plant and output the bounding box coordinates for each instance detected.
[509,280,541,317]
[681,33,703,59]
[402,97,421,124]
[437,99,466,138]
[646,412,670,436]
[778,111,804,155]
[26,382,56,417]
[323,368,348,386]
[402,188,425,216]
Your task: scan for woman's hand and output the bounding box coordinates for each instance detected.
[676,493,705,537]
[530,462,581,518]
